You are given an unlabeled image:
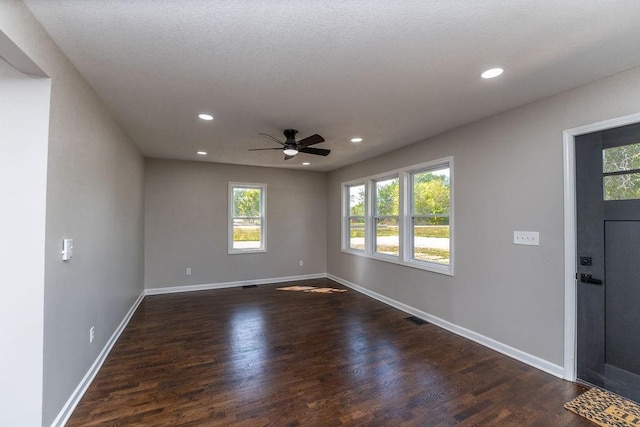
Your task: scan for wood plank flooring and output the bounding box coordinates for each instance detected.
[67,278,590,426]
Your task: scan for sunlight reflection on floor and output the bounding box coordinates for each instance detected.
[276,286,347,294]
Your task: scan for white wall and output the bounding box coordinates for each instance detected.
[0,52,50,427]
[0,2,145,425]
[327,65,640,371]
[145,159,327,289]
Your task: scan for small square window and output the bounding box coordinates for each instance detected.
[602,143,640,201]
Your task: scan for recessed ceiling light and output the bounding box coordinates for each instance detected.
[302,162,310,166]
[198,113,214,121]
[196,151,207,155]
[481,68,504,79]
[350,137,363,143]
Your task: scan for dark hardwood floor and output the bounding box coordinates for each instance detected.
[68,278,590,426]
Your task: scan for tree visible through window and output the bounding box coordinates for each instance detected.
[341,157,453,275]
[347,184,365,250]
[410,168,450,264]
[603,142,640,200]
[229,183,266,252]
[374,177,399,256]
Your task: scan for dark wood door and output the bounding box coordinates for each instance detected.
[576,122,640,403]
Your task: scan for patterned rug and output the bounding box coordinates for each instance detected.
[565,387,640,427]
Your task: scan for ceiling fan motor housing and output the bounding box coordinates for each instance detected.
[283,129,298,141]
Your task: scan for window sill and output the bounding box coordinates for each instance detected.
[341,247,453,276]
[228,248,267,255]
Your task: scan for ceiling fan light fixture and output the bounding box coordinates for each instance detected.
[283,141,298,156]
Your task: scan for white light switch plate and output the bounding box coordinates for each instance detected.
[62,238,74,261]
[513,231,539,246]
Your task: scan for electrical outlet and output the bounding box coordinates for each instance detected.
[299,260,303,267]
[186,267,192,276]
[89,326,95,344]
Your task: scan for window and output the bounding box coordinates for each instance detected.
[409,167,451,265]
[229,182,266,253]
[603,142,640,200]
[374,177,399,256]
[346,184,366,251]
[342,157,453,275]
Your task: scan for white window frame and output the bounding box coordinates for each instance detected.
[341,157,453,276]
[343,182,367,253]
[373,175,401,259]
[228,182,267,254]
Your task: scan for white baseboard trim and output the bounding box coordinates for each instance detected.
[144,273,327,296]
[50,290,145,427]
[327,274,564,379]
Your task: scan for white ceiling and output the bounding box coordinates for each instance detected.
[24,0,640,171]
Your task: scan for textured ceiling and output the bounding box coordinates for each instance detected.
[23,0,640,171]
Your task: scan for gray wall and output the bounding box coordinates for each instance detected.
[145,159,327,289]
[327,65,640,367]
[0,2,145,425]
[3,0,640,422]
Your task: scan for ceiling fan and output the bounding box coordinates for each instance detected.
[249,129,330,160]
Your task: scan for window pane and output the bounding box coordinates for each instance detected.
[375,217,399,256]
[233,218,261,249]
[375,178,399,216]
[348,217,365,250]
[348,185,365,216]
[412,217,449,264]
[603,143,640,173]
[604,173,640,200]
[233,187,261,217]
[412,168,450,215]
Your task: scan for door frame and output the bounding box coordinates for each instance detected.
[563,111,640,381]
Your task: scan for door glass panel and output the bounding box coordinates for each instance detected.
[603,142,640,173]
[604,173,640,200]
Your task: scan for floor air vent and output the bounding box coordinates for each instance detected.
[405,316,428,325]
[242,285,258,289]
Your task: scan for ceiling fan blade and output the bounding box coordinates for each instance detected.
[248,147,282,151]
[258,133,285,146]
[284,154,295,160]
[299,147,330,156]
[297,134,325,148]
